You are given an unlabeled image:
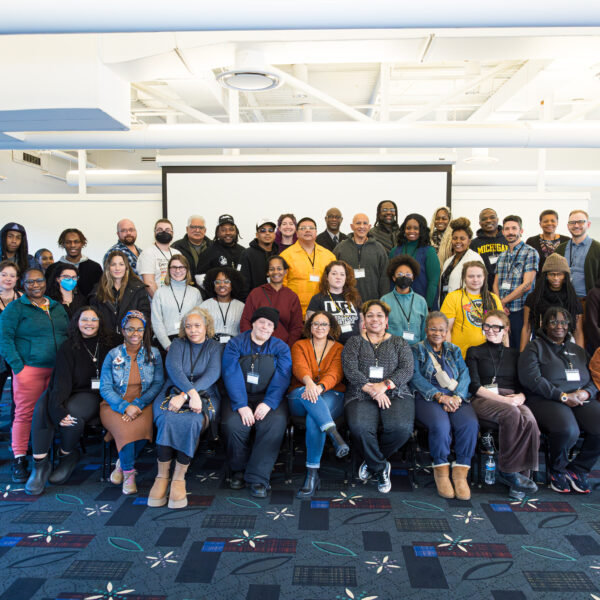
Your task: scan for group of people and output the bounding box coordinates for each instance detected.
[1,202,600,506]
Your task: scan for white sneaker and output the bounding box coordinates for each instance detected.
[377,461,392,494]
[358,461,372,482]
[122,470,137,495]
[110,459,123,485]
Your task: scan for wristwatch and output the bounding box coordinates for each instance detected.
[384,379,392,390]
[560,393,568,403]
[182,392,189,401]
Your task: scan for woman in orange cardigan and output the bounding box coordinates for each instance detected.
[288,310,349,498]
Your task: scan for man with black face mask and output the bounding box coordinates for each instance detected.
[380,255,428,345]
[137,218,174,298]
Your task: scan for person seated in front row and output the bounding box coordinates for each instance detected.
[100,310,164,495]
[409,311,478,501]
[149,307,222,509]
[288,311,348,499]
[519,306,600,494]
[26,306,116,495]
[342,300,414,494]
[221,307,292,498]
[466,310,539,497]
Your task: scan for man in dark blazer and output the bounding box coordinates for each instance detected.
[315,207,347,251]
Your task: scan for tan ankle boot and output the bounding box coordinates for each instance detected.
[148,460,171,507]
[451,463,471,500]
[168,462,189,509]
[433,464,455,499]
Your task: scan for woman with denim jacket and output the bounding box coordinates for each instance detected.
[100,310,164,495]
[409,311,478,501]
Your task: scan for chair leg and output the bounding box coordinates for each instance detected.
[285,424,294,483]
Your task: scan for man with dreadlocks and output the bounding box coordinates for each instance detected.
[520,253,583,352]
[441,261,503,358]
[0,222,38,275]
[369,200,401,255]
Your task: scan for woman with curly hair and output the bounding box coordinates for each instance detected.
[200,267,245,344]
[390,213,440,310]
[439,217,483,305]
[306,260,362,344]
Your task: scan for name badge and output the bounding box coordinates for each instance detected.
[219,335,231,344]
[91,378,101,390]
[236,264,242,271]
[309,274,320,282]
[354,268,366,279]
[340,324,352,333]
[484,384,499,394]
[369,365,384,379]
[247,372,260,385]
[402,331,415,341]
[173,320,181,330]
[442,285,449,292]
[501,281,511,290]
[489,256,499,265]
[565,369,580,381]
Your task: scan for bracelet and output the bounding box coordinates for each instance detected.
[384,379,392,390]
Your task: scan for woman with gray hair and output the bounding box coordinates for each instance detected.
[149,307,223,509]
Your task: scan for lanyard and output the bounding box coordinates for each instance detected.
[354,241,364,267]
[216,300,232,329]
[250,339,269,371]
[327,292,345,315]
[154,243,173,262]
[261,287,273,306]
[505,244,523,274]
[393,291,414,325]
[365,332,385,366]
[187,339,207,381]
[311,338,328,374]
[486,343,504,384]
[169,284,188,315]
[304,246,316,269]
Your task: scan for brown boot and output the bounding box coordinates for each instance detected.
[168,462,189,509]
[451,463,471,501]
[433,464,455,499]
[148,460,171,507]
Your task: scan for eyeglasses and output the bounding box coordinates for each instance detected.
[169,266,187,271]
[123,327,145,334]
[59,275,78,281]
[189,225,206,230]
[80,317,99,322]
[380,208,396,213]
[298,226,316,231]
[395,273,413,280]
[258,227,275,233]
[155,228,173,234]
[312,321,330,329]
[548,320,569,327]
[24,278,45,286]
[214,279,231,285]
[482,323,505,332]
[567,220,586,226]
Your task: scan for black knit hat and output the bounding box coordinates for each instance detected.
[250,307,280,328]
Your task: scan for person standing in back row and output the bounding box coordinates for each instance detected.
[137,219,174,298]
[103,219,142,275]
[525,210,569,275]
[369,200,401,254]
[316,207,347,252]
[470,208,508,289]
[171,215,212,283]
[239,218,280,296]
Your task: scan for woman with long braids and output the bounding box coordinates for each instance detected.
[520,254,583,351]
[389,213,440,310]
[441,261,503,357]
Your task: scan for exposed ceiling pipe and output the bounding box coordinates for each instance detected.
[454,170,600,186]
[3,121,600,150]
[2,1,600,33]
[42,150,97,168]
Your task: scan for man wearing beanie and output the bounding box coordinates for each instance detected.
[221,307,292,498]
[520,253,583,351]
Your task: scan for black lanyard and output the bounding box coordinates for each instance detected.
[505,244,523,274]
[311,338,328,372]
[365,332,385,366]
[486,343,504,384]
[304,247,316,269]
[393,291,414,325]
[250,339,269,371]
[169,284,188,315]
[216,300,232,329]
[354,241,364,268]
[154,244,172,262]
[187,339,207,382]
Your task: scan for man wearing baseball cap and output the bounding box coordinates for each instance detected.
[202,214,245,273]
[238,217,280,297]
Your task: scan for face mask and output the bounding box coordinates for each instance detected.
[155,231,173,244]
[60,278,77,291]
[395,276,413,290]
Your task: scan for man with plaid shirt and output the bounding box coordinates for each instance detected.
[493,215,539,348]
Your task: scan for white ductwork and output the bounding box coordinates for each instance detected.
[454,170,600,187]
[1,1,600,33]
[3,121,600,150]
[66,169,161,186]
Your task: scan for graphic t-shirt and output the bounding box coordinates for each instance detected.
[307,292,360,344]
[137,245,173,288]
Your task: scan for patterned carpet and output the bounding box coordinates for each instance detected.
[1,389,600,600]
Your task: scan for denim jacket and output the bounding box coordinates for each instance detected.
[409,340,471,402]
[100,344,164,414]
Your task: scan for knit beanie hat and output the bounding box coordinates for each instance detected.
[542,253,570,274]
[250,307,280,328]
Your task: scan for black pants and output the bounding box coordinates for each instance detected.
[345,393,415,474]
[31,391,100,455]
[221,397,288,487]
[526,394,600,474]
[157,444,192,465]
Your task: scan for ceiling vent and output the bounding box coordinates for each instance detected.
[12,150,44,169]
[141,156,156,162]
[216,49,281,92]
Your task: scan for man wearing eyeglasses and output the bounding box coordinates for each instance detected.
[369,200,401,254]
[279,217,336,316]
[171,215,212,284]
[556,210,600,301]
[315,207,347,252]
[239,218,280,296]
[103,219,142,275]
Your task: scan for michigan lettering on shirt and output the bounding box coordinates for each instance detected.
[475,242,508,255]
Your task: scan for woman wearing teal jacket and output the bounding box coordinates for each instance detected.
[0,267,68,482]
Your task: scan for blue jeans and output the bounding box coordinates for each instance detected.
[119,440,147,471]
[288,387,344,468]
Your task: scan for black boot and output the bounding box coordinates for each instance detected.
[296,467,320,499]
[12,456,29,483]
[325,426,349,458]
[25,457,51,495]
[49,449,81,485]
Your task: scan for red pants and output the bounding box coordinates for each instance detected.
[12,365,52,456]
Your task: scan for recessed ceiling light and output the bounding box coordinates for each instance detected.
[216,69,281,92]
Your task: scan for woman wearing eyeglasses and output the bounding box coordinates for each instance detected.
[26,307,116,494]
[47,262,88,319]
[90,250,150,340]
[0,267,69,483]
[519,306,600,494]
[288,311,348,498]
[151,255,202,353]
[200,267,245,344]
[100,311,164,495]
[466,310,539,497]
